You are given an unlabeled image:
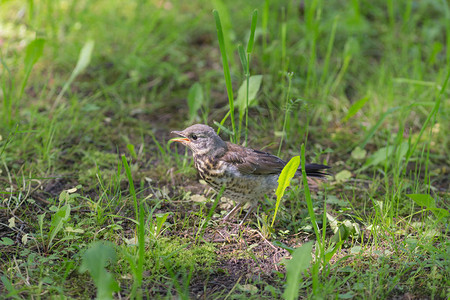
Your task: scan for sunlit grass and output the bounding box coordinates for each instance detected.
[0,0,448,298]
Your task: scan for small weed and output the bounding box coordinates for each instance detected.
[79,241,119,299]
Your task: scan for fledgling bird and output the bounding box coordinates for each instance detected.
[171,124,330,225]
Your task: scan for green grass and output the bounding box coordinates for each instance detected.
[1,0,449,298]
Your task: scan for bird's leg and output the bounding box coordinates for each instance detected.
[238,203,257,226]
[223,202,243,221]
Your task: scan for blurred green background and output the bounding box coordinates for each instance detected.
[0,0,448,298]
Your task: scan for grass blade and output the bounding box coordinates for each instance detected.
[187,82,204,122]
[300,144,321,242]
[213,10,236,141]
[122,155,138,216]
[196,186,224,241]
[319,16,338,89]
[19,38,45,100]
[300,144,323,295]
[53,40,95,110]
[237,44,248,72]
[48,204,71,250]
[283,241,313,300]
[246,10,258,53]
[122,155,145,291]
[342,95,369,122]
[271,156,300,227]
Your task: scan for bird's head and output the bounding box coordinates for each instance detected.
[171,124,227,156]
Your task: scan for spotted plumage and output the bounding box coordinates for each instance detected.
[171,124,330,224]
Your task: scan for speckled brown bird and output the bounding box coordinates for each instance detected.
[171,124,330,225]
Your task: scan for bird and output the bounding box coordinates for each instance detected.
[171,124,330,225]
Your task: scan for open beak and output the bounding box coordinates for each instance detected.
[170,131,190,143]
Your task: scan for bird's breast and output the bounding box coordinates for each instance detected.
[193,155,278,203]
[194,155,226,180]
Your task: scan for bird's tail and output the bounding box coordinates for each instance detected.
[297,163,331,178]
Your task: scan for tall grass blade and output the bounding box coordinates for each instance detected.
[300,144,321,241]
[213,10,236,141]
[237,43,248,141]
[329,38,359,95]
[246,10,258,53]
[19,38,45,100]
[271,156,300,227]
[122,155,145,290]
[300,144,323,295]
[53,40,95,110]
[211,0,234,67]
[122,155,138,216]
[137,202,145,285]
[319,16,338,88]
[243,9,257,145]
[277,72,293,156]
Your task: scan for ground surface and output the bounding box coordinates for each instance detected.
[0,0,449,299]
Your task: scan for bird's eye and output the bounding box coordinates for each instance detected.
[191,134,198,140]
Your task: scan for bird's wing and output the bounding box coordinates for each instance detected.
[222,143,286,175]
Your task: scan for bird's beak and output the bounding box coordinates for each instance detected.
[170,131,190,143]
